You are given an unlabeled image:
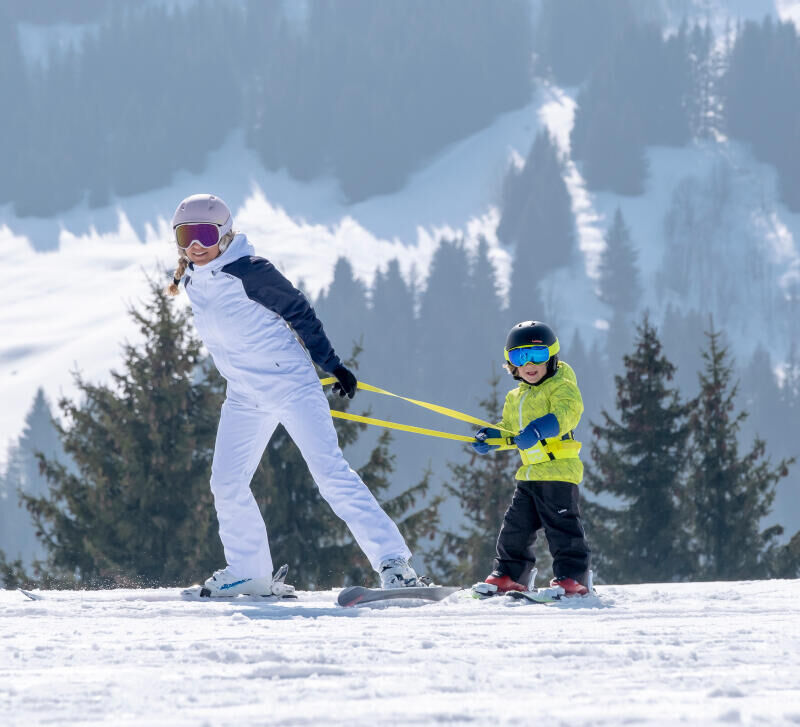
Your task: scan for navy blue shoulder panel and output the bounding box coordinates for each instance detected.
[222,256,341,373]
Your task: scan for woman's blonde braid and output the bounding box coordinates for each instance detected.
[166,256,189,297]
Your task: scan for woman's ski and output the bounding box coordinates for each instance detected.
[337,585,460,607]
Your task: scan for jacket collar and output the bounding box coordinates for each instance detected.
[188,233,254,277]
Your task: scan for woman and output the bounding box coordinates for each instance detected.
[167,193,419,597]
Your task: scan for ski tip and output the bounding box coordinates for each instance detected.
[337,586,365,608]
[470,582,498,599]
[18,588,41,601]
[179,586,208,601]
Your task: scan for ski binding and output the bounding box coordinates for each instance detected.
[470,581,564,604]
[179,586,298,601]
[181,564,298,601]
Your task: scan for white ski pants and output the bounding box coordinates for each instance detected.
[209,382,411,578]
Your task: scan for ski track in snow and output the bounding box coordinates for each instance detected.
[2,580,800,726]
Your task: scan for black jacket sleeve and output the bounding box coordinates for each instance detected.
[223,256,342,373]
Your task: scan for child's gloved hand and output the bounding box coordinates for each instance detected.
[332,365,358,399]
[513,413,559,450]
[472,427,501,454]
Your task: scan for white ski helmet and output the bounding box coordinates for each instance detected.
[172,194,233,252]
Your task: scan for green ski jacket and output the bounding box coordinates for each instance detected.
[498,361,584,484]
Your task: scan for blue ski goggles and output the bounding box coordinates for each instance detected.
[504,341,559,367]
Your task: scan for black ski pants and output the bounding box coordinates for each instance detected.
[493,480,591,586]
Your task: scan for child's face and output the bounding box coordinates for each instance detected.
[518,361,548,384]
[185,241,221,266]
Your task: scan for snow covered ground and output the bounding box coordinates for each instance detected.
[3,579,800,726]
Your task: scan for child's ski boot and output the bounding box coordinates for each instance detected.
[550,575,589,597]
[472,572,526,599]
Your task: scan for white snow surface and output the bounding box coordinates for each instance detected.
[2,580,800,726]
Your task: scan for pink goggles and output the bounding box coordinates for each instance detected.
[175,222,225,249]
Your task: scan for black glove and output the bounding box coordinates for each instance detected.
[332,365,358,399]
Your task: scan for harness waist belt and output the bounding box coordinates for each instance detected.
[519,439,582,466]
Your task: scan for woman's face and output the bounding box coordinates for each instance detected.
[185,241,221,266]
[518,361,548,384]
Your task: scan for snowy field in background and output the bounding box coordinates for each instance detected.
[2,579,800,726]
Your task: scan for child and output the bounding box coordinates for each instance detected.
[166,193,420,596]
[473,320,591,596]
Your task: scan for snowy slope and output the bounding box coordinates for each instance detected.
[2,579,800,726]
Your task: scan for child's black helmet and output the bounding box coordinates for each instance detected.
[505,321,558,352]
[505,321,560,381]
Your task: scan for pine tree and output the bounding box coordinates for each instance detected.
[0,389,67,567]
[569,18,697,195]
[430,371,553,586]
[499,131,576,275]
[363,259,417,390]
[571,78,648,195]
[583,315,694,583]
[781,341,800,427]
[0,476,12,567]
[764,531,800,579]
[723,18,800,211]
[597,208,642,317]
[598,208,643,361]
[686,324,793,580]
[12,280,227,587]
[534,0,636,86]
[314,257,368,361]
[463,237,506,407]
[686,22,716,139]
[416,238,474,407]
[567,329,605,445]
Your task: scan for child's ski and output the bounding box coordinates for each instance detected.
[505,587,564,604]
[470,582,564,604]
[471,569,595,604]
[337,585,460,607]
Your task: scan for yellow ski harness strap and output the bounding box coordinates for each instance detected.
[519,438,581,465]
[319,377,518,450]
[320,378,582,462]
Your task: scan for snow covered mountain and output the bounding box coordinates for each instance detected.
[2,0,799,530]
[3,85,799,460]
[2,579,799,725]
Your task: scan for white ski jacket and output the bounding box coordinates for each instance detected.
[182,234,341,403]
